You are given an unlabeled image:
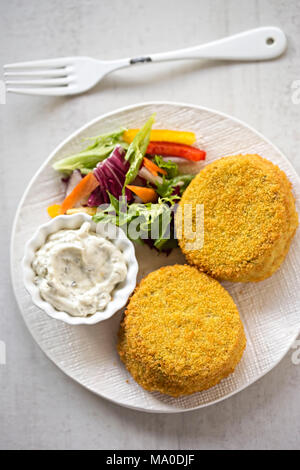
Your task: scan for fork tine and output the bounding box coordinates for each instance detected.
[4,58,71,69]
[7,86,77,96]
[4,69,71,78]
[5,77,74,86]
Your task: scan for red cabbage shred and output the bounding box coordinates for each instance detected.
[88,145,133,206]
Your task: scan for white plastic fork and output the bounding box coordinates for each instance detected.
[4,27,287,97]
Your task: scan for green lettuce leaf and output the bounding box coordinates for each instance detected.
[123,115,155,188]
[154,155,178,178]
[156,174,195,198]
[53,128,127,174]
[93,194,178,251]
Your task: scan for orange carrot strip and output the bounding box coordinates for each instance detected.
[61,172,99,214]
[126,185,157,203]
[143,157,167,177]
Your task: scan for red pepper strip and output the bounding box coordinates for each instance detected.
[146,142,206,162]
[61,172,99,214]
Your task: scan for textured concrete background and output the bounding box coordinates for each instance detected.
[1,0,300,450]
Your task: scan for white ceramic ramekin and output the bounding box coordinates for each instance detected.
[22,213,138,325]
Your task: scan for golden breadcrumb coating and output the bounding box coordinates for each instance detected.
[176,154,298,282]
[118,265,246,397]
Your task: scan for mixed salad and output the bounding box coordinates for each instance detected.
[48,116,206,252]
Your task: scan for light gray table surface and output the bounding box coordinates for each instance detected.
[1,0,300,450]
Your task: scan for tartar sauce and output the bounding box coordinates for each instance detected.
[32,222,127,317]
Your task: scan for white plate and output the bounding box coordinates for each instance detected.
[10,102,300,413]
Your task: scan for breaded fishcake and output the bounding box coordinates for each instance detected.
[176,155,298,282]
[118,265,246,397]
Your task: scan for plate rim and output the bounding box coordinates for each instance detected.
[10,100,300,413]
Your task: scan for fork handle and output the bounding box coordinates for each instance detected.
[123,27,286,68]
